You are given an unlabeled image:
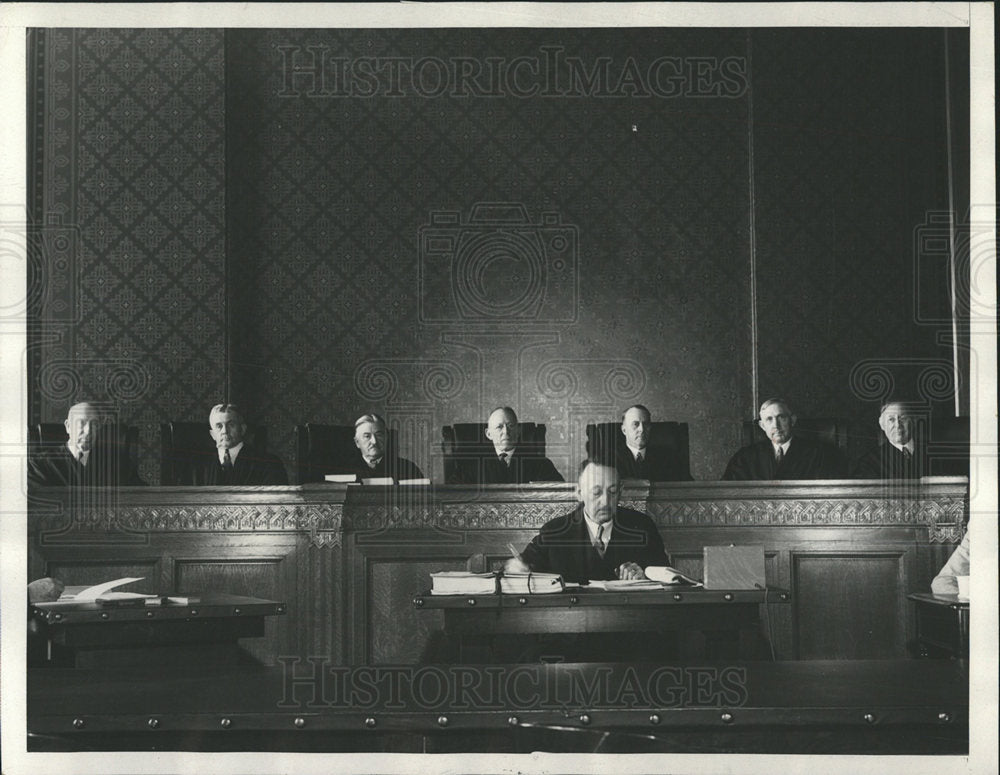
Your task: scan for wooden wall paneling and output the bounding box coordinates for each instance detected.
[792,549,911,660]
[173,535,299,665]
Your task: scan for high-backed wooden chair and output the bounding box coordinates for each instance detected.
[441,422,547,484]
[295,423,400,484]
[585,421,692,481]
[160,422,269,486]
[29,422,139,461]
[741,417,850,450]
[925,416,970,477]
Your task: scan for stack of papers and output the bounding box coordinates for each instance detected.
[430,571,498,595]
[595,578,664,591]
[324,474,358,483]
[500,572,564,595]
[644,566,703,587]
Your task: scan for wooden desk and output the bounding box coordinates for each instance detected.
[27,660,968,754]
[29,479,968,663]
[31,593,286,667]
[908,592,970,658]
[414,587,791,661]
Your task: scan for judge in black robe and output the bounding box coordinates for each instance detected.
[190,403,288,485]
[722,398,847,480]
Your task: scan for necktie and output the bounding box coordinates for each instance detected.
[223,449,233,481]
[901,447,912,459]
[595,524,606,557]
[636,451,644,463]
[500,453,510,467]
[774,446,784,464]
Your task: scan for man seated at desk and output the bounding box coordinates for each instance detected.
[349,413,424,481]
[192,403,287,485]
[27,401,144,488]
[506,459,668,583]
[722,398,846,480]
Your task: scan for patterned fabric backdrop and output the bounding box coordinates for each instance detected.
[29,29,227,484]
[29,28,966,482]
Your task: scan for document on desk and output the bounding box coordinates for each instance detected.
[32,577,148,608]
[644,566,703,587]
[500,572,564,594]
[430,571,498,595]
[589,579,663,591]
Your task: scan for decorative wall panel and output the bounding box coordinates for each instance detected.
[30,29,228,484]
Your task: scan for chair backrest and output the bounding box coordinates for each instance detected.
[295,423,400,484]
[441,422,548,483]
[29,422,139,454]
[160,422,269,486]
[741,417,849,450]
[585,421,692,480]
[925,415,970,476]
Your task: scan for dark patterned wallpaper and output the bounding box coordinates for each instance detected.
[752,29,967,459]
[29,28,967,482]
[226,28,754,480]
[29,29,227,484]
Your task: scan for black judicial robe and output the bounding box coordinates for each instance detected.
[475,451,564,485]
[614,444,691,482]
[190,445,288,486]
[27,445,144,489]
[349,453,424,481]
[722,437,847,481]
[519,505,669,583]
[852,442,926,479]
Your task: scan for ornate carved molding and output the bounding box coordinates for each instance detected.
[30,503,344,548]
[644,497,966,527]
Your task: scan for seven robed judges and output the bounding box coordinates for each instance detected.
[29,397,960,487]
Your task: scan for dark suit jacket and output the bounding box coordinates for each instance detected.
[475,450,564,485]
[349,453,424,481]
[27,445,144,489]
[722,437,847,481]
[615,444,691,482]
[852,442,926,479]
[519,505,669,583]
[190,444,288,485]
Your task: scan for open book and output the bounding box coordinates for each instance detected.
[430,571,498,595]
[500,572,564,595]
[33,577,199,607]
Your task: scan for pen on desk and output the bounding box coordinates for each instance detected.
[507,542,523,563]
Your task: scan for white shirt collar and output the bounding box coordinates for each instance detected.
[496,447,516,459]
[68,444,89,466]
[889,440,915,455]
[364,456,383,469]
[583,512,613,544]
[625,442,646,460]
[773,438,792,455]
[219,441,244,464]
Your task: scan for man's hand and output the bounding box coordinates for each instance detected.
[504,557,530,574]
[28,577,64,603]
[616,562,645,580]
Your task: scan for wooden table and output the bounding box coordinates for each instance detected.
[26,659,968,754]
[413,587,791,662]
[31,593,286,667]
[908,592,969,658]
